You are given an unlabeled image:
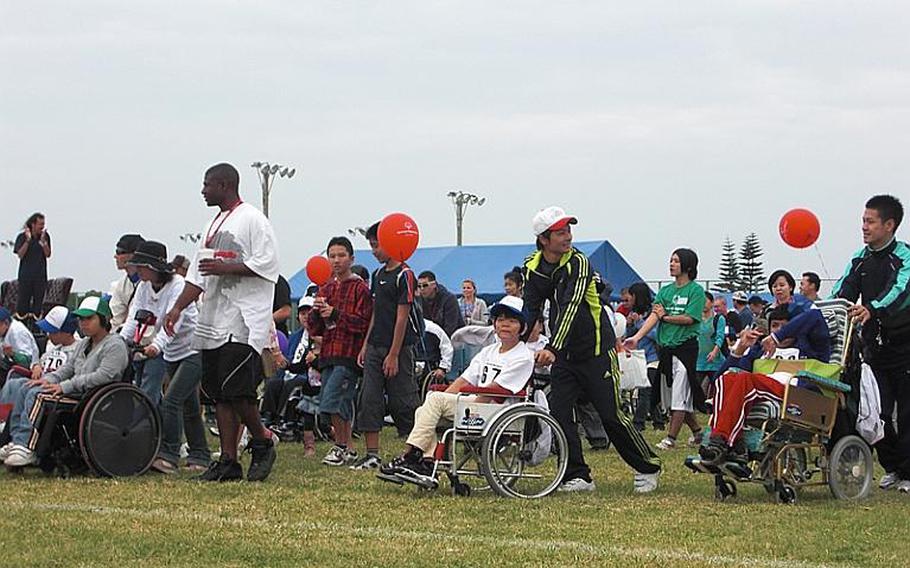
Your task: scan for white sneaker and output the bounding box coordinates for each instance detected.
[634,470,661,494]
[0,443,14,462]
[4,445,36,467]
[655,437,676,450]
[557,477,596,492]
[879,471,901,490]
[897,480,910,494]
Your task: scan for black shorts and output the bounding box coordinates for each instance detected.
[201,342,264,402]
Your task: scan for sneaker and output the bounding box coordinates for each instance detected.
[150,458,178,475]
[557,477,596,492]
[376,454,412,484]
[194,457,243,482]
[343,448,359,466]
[4,445,36,467]
[880,471,901,490]
[634,470,661,494]
[897,480,910,494]
[322,445,348,466]
[395,459,438,489]
[246,438,277,482]
[350,454,382,471]
[698,436,729,466]
[687,432,703,447]
[0,443,14,462]
[655,437,676,450]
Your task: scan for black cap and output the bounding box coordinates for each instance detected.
[127,241,173,274]
[748,295,767,306]
[116,234,145,254]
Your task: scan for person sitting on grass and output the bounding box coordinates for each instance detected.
[376,296,533,487]
[1,296,128,467]
[698,304,832,466]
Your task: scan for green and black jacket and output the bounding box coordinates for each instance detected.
[522,248,616,362]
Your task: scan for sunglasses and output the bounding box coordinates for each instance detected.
[417,282,435,289]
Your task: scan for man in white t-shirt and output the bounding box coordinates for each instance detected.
[377,296,534,487]
[0,307,39,368]
[165,163,280,483]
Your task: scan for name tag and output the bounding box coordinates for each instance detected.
[675,296,689,306]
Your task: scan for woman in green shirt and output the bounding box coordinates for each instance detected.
[624,248,706,450]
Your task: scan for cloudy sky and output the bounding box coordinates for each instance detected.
[2,1,908,293]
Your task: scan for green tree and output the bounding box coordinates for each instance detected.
[738,232,765,293]
[714,236,740,292]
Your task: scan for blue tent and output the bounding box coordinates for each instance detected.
[289,240,647,303]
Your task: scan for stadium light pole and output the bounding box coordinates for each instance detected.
[446,191,486,246]
[251,162,297,218]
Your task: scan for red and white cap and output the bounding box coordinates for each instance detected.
[532,206,577,236]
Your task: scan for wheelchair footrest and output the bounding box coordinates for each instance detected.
[684,456,753,480]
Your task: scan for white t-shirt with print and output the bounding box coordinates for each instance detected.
[186,202,280,354]
[39,340,80,374]
[462,341,534,394]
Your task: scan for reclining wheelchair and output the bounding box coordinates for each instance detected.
[8,310,162,478]
[391,379,569,500]
[685,299,874,503]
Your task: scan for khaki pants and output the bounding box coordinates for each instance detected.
[406,391,461,455]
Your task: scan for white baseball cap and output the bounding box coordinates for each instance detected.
[532,206,577,236]
[298,296,315,309]
[490,295,526,324]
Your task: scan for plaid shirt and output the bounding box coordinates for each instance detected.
[308,274,373,369]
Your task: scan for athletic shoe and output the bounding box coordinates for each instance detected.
[343,448,359,466]
[150,458,178,475]
[655,437,676,450]
[879,471,901,490]
[634,470,661,494]
[322,445,348,466]
[4,445,36,467]
[246,438,277,482]
[557,477,596,492]
[395,459,438,489]
[349,454,382,471]
[896,480,910,494]
[0,443,14,462]
[698,436,729,466]
[194,457,243,482]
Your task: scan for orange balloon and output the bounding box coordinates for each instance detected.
[378,212,420,262]
[779,208,821,249]
[306,255,332,286]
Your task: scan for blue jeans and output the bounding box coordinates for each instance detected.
[318,365,358,422]
[158,353,210,466]
[1,376,28,405]
[135,354,166,407]
[10,383,43,447]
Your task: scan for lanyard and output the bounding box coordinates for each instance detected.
[204,201,243,248]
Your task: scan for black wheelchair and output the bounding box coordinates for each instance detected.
[12,311,163,478]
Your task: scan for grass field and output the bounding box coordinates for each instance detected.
[1,427,907,568]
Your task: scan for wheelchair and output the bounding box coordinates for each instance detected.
[684,299,874,503]
[392,382,569,499]
[9,344,162,478]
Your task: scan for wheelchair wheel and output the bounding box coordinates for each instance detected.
[79,383,161,477]
[481,405,568,499]
[827,435,873,501]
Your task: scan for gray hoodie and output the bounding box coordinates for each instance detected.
[46,333,129,395]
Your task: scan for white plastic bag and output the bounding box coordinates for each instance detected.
[619,349,650,391]
[857,363,885,445]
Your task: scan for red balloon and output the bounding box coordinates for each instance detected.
[779,208,821,249]
[306,255,332,286]
[378,212,420,262]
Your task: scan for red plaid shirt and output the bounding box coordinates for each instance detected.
[308,275,373,369]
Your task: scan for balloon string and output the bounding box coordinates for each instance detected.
[813,244,832,279]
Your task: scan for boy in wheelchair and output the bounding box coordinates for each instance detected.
[377,296,534,487]
[698,304,833,466]
[0,297,128,468]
